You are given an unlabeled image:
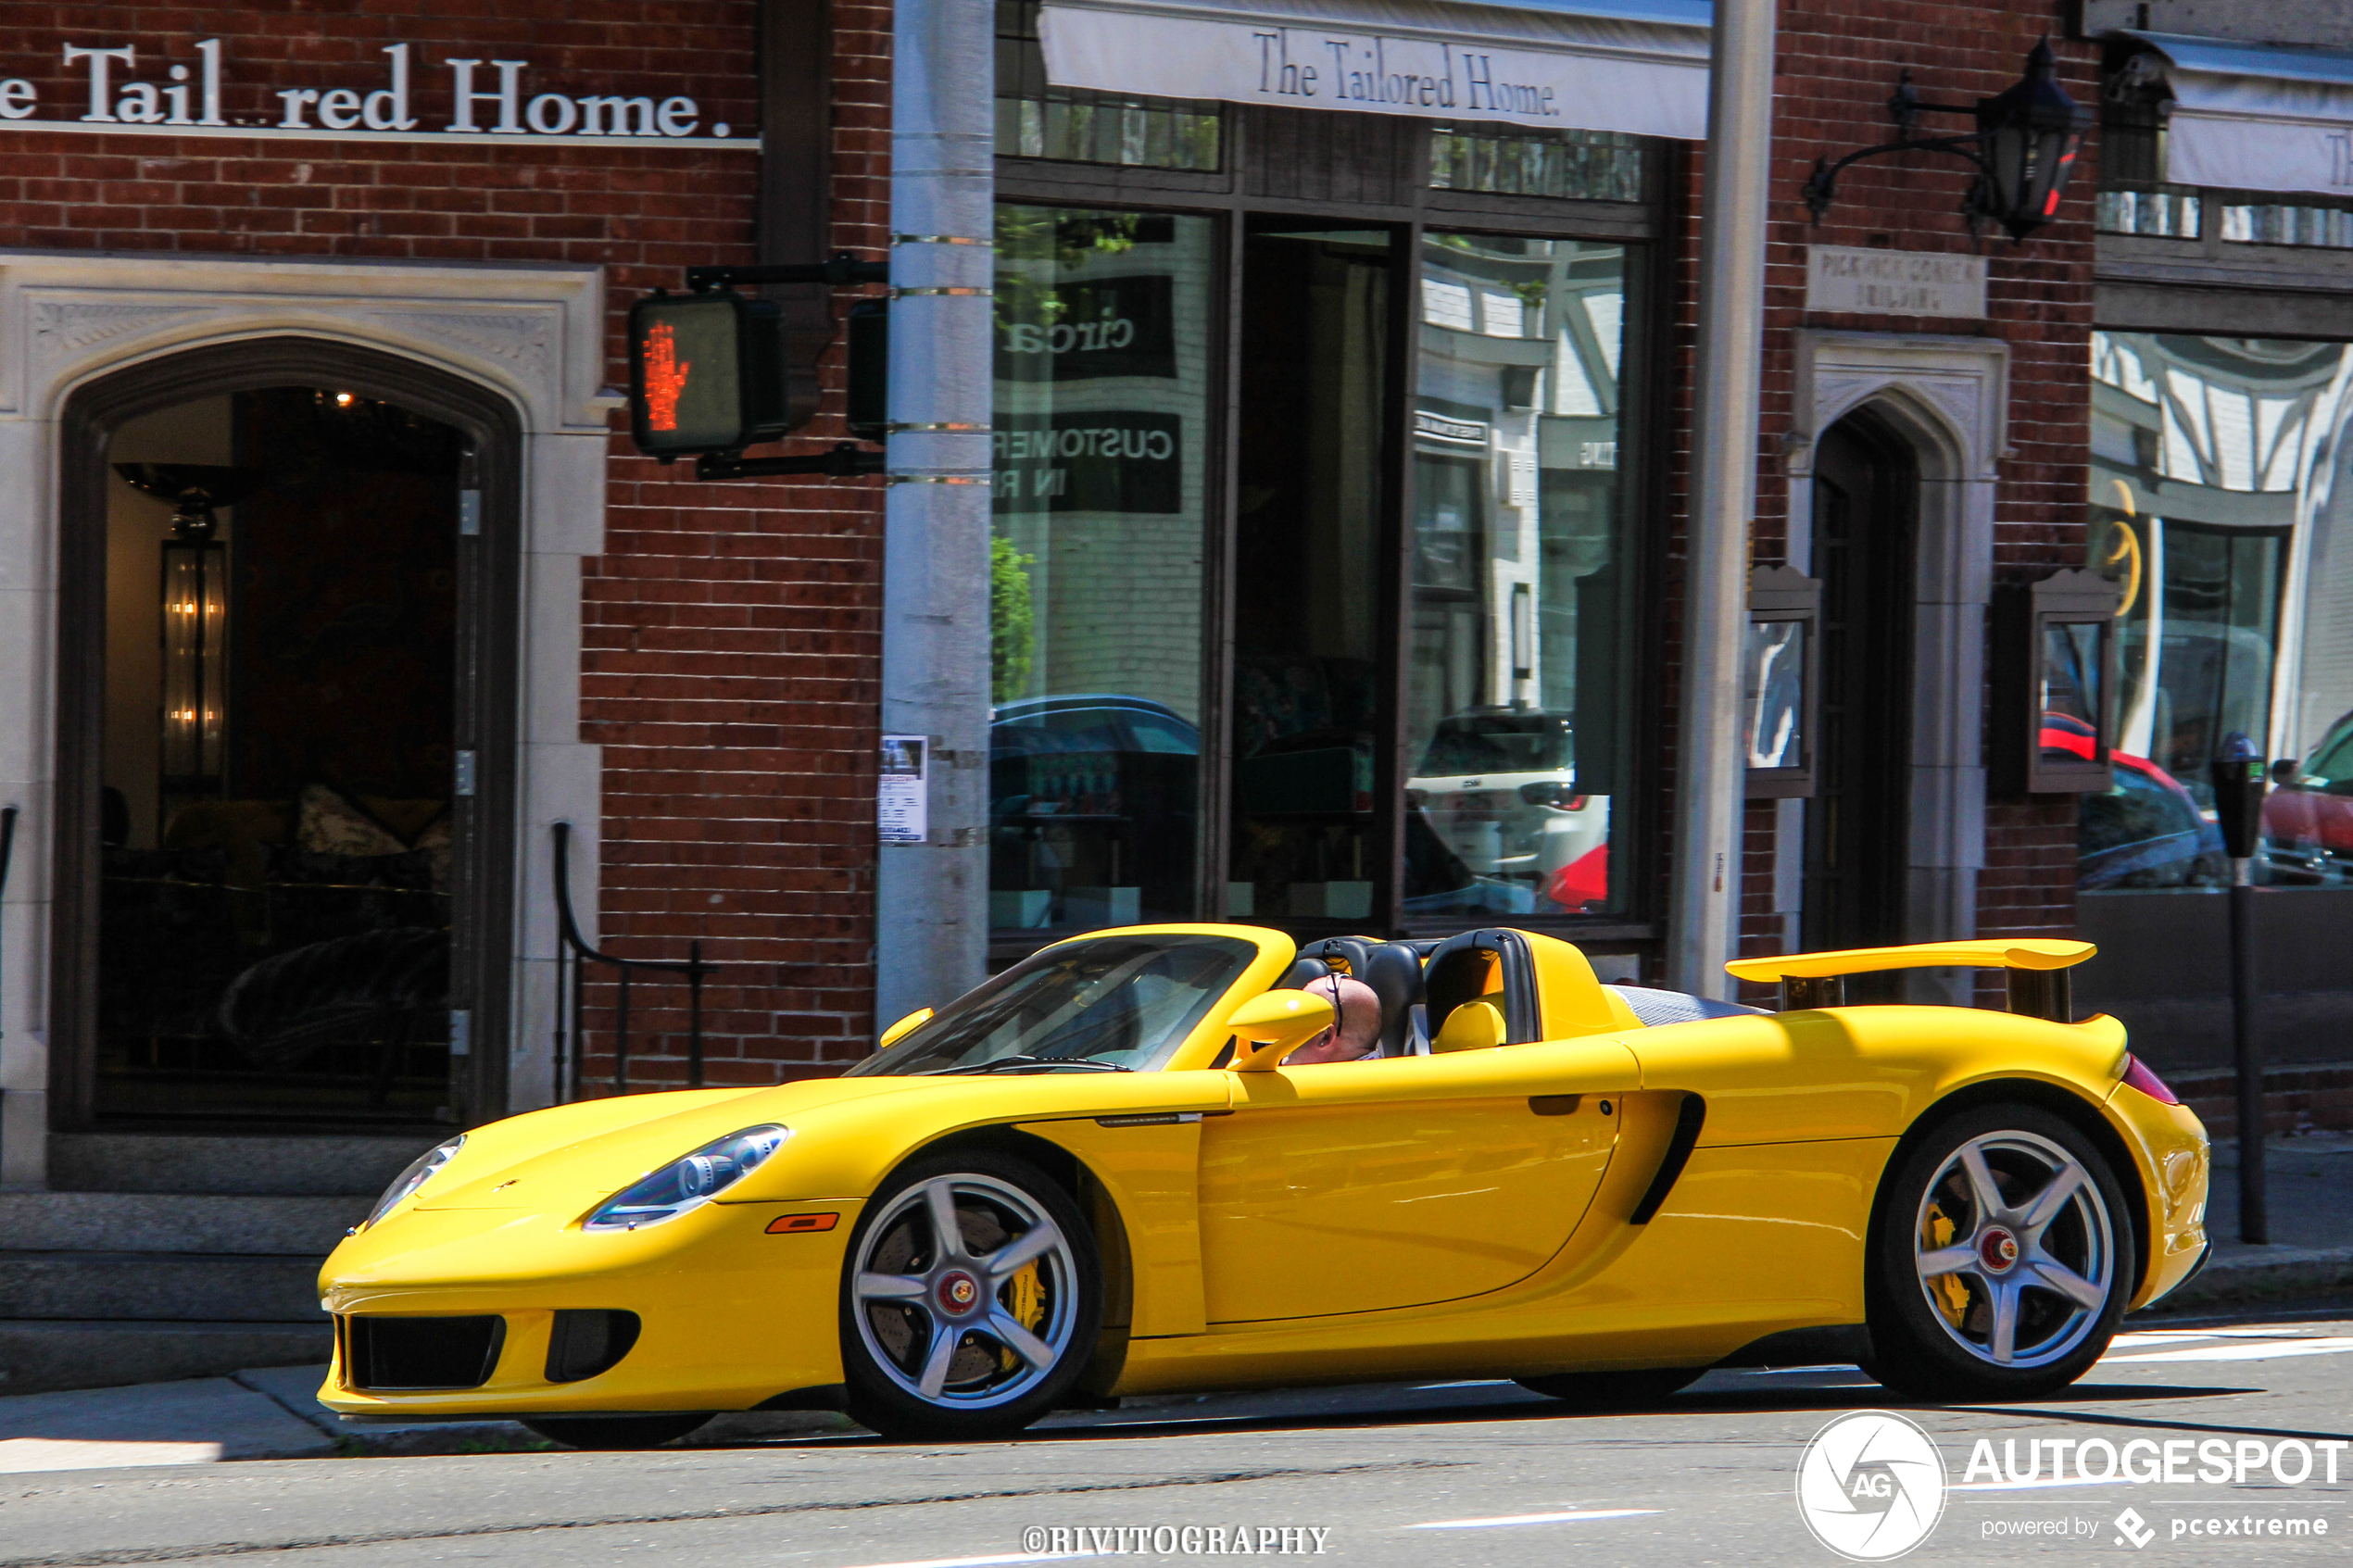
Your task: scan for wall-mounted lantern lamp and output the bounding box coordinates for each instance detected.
[1802,40,2087,242]
[1744,564,1822,799]
[1995,567,2120,795]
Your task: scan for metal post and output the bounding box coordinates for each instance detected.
[2230,860,2267,1243]
[614,968,631,1097]
[875,0,995,1027]
[687,938,705,1090]
[1667,0,1778,997]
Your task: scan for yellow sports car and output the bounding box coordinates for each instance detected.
[317,924,2208,1448]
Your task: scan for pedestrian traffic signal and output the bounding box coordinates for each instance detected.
[626,290,792,458]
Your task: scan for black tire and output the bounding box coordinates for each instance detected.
[1864,1102,2133,1402]
[521,1413,711,1449]
[840,1149,1102,1441]
[1515,1368,1705,1409]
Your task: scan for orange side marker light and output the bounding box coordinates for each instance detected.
[766,1212,840,1235]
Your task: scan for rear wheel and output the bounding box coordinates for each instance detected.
[1515,1368,1704,1409]
[1865,1104,2133,1401]
[521,1413,710,1449]
[840,1150,1101,1440]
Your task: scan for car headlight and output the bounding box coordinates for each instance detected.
[366,1135,466,1228]
[583,1125,791,1232]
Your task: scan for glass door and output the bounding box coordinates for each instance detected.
[1225,224,1399,929]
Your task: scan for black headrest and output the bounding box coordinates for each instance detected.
[1357,942,1426,1056]
[1272,956,1333,991]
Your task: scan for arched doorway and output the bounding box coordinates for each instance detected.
[52,340,522,1136]
[1802,410,1919,971]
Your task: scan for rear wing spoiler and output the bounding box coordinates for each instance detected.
[1725,939,2095,1019]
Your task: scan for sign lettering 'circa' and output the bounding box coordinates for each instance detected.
[0,39,755,147]
[1806,246,1988,320]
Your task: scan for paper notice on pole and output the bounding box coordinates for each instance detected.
[879,734,929,845]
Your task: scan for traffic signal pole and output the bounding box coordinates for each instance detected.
[874,0,997,1028]
[1667,0,1777,998]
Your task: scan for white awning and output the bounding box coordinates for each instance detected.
[2126,31,2353,196]
[1039,0,1713,139]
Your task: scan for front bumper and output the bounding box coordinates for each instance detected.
[316,1197,861,1419]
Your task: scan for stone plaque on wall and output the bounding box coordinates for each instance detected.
[1806,247,1987,320]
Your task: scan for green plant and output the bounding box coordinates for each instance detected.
[991,533,1037,703]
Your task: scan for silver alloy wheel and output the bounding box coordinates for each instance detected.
[1913,1129,2115,1369]
[850,1173,1080,1411]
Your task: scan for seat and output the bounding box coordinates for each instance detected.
[1288,935,1428,1057]
[1421,929,1540,1045]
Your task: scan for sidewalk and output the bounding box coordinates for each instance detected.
[0,1366,853,1474]
[0,1365,538,1473]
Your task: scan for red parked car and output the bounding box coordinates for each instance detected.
[2264,709,2353,885]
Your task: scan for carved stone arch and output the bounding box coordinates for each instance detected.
[1780,333,2012,995]
[0,252,611,1185]
[50,337,524,1134]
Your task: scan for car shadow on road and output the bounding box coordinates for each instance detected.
[717,1375,2261,1450]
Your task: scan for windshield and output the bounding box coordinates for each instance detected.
[1416,713,1574,777]
[848,934,1258,1076]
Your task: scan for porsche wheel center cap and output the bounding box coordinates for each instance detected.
[937,1270,982,1315]
[1979,1227,2020,1273]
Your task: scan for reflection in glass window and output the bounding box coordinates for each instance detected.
[994,0,1221,170]
[2086,332,2353,887]
[990,207,1214,931]
[1744,621,1806,769]
[1428,125,1645,203]
[1405,234,1632,917]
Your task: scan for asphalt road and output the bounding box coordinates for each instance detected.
[6,1310,2351,1568]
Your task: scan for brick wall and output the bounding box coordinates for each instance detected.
[0,2,893,1089]
[1660,2,2099,992]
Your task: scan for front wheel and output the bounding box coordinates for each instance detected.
[840,1150,1102,1440]
[1865,1104,2133,1401]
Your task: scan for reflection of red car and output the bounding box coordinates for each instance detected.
[2264,709,2353,885]
[2044,717,2226,890]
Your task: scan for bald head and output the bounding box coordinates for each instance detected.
[1283,973,1383,1064]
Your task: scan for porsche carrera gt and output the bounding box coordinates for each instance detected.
[317,924,2208,1447]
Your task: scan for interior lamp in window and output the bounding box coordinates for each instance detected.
[116,464,266,800]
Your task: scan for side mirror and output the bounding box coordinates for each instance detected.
[1221,990,1337,1072]
[877,1008,934,1050]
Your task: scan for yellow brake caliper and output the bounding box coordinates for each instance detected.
[999,1254,1048,1373]
[1926,1206,1970,1325]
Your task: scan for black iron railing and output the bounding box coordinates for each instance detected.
[0,806,15,1048]
[550,822,715,1099]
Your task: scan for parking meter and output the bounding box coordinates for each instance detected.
[2211,729,2271,1242]
[2210,730,2267,860]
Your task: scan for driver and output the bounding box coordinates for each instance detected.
[1283,973,1384,1064]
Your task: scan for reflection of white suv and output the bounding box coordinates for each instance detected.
[1405,709,1610,895]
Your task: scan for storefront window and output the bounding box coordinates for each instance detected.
[990,206,1215,933]
[1404,234,1632,916]
[2084,331,2353,889]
